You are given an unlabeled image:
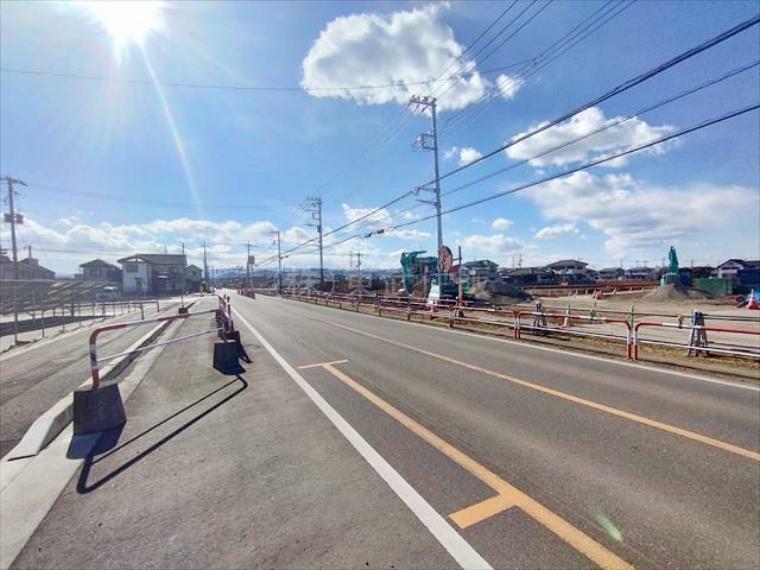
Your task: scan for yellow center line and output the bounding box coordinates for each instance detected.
[299,359,349,369]
[304,361,633,570]
[314,317,760,463]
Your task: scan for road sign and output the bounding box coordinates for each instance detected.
[438,245,453,272]
[247,255,255,266]
[3,213,23,224]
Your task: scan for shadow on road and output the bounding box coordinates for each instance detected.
[76,375,248,494]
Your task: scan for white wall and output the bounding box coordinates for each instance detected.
[122,262,151,293]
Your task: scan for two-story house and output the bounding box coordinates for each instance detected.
[118,253,187,294]
[79,259,122,283]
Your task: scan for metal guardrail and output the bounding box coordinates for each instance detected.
[87,303,233,388]
[267,290,759,363]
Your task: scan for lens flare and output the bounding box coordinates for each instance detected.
[74,1,165,62]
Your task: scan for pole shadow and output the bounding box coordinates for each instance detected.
[76,375,248,494]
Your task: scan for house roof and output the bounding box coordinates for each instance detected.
[464,259,498,268]
[626,266,653,272]
[118,254,187,265]
[80,258,119,270]
[546,259,588,269]
[599,267,624,272]
[187,264,202,271]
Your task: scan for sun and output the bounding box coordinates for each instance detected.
[74,1,165,61]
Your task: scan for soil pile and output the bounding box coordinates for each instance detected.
[469,281,531,304]
[642,283,710,302]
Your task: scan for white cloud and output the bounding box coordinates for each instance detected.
[495,74,521,100]
[534,223,579,239]
[528,171,757,255]
[301,4,489,111]
[463,233,523,255]
[341,203,392,230]
[386,228,430,240]
[443,146,459,161]
[505,107,676,168]
[458,147,482,166]
[491,217,513,231]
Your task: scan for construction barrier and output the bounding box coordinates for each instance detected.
[273,291,759,364]
[633,321,760,360]
[75,302,245,437]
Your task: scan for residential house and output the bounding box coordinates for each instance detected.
[545,259,588,276]
[716,259,760,279]
[625,266,657,280]
[185,264,203,292]
[3,256,56,280]
[464,260,499,285]
[597,267,625,281]
[79,259,122,283]
[500,267,557,286]
[118,254,187,294]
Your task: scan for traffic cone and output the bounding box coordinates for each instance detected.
[748,289,759,310]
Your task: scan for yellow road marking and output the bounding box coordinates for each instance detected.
[305,360,633,570]
[315,318,760,463]
[449,495,516,529]
[298,359,349,369]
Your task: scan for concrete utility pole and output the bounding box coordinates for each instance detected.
[273,230,282,293]
[409,95,443,287]
[305,196,324,286]
[2,176,27,345]
[246,241,251,289]
[356,251,362,297]
[202,241,209,284]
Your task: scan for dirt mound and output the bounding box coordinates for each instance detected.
[469,281,531,304]
[642,283,710,302]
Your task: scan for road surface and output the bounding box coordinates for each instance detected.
[0,300,178,457]
[8,292,760,569]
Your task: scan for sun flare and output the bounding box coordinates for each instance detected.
[74,0,165,61]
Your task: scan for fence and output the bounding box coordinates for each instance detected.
[249,290,759,363]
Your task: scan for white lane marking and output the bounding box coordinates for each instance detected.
[255,295,759,393]
[233,308,492,570]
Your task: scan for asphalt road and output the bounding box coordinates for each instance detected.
[0,300,179,458]
[10,292,760,569]
[228,293,760,569]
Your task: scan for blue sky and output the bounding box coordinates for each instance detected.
[1,0,758,274]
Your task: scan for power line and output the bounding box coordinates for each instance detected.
[263,13,760,262]
[0,60,532,93]
[432,59,760,202]
[26,183,296,210]
[271,102,759,262]
[430,12,760,185]
[441,0,636,136]
[387,102,760,231]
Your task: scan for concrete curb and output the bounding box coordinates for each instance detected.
[2,301,195,462]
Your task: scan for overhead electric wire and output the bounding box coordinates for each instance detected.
[253,14,760,266]
[266,100,758,264]
[430,12,760,185]
[386,102,760,232]
[425,59,760,204]
[441,0,635,136]
[25,183,296,211]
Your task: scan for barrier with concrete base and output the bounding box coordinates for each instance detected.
[77,306,241,434]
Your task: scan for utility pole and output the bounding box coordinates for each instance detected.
[410,95,443,288]
[246,241,251,289]
[305,196,324,287]
[202,241,209,285]
[357,251,362,297]
[273,230,282,293]
[2,176,26,345]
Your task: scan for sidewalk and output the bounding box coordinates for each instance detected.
[12,304,456,569]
